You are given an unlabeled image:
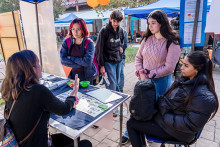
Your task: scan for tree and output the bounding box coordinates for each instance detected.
[0,0,66,20]
[93,0,158,34]
[0,0,20,13]
[93,0,158,15]
[53,0,67,20]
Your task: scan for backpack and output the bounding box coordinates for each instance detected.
[63,37,99,81]
[129,76,157,121]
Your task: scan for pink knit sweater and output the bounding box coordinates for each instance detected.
[135,35,181,78]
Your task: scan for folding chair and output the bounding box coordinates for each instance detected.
[141,129,202,147]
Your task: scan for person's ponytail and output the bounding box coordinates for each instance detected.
[206,58,215,90]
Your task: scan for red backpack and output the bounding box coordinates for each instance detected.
[62,37,99,78]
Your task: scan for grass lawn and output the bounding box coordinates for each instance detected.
[125,47,139,63]
[0,99,4,105]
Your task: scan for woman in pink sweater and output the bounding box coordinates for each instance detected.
[135,10,181,99]
[122,10,181,144]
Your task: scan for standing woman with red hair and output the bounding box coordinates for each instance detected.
[60,18,97,83]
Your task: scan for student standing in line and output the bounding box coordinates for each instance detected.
[122,10,181,144]
[1,50,92,147]
[127,51,218,146]
[60,18,97,84]
[118,29,128,92]
[95,9,124,91]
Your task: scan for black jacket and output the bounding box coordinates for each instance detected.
[155,78,217,143]
[6,84,76,147]
[95,22,124,66]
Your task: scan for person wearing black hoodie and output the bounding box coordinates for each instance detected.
[95,9,124,91]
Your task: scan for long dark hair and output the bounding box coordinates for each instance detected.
[140,10,180,45]
[164,51,218,120]
[1,50,39,101]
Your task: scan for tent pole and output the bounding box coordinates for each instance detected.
[35,3,43,71]
[191,0,201,51]
[0,38,6,65]
[12,11,21,51]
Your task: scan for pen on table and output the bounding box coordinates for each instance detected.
[83,90,88,92]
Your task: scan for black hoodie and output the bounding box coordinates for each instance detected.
[95,22,124,66]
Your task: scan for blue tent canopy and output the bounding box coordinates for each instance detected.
[124,0,211,18]
[55,13,93,24]
[55,13,78,23]
[20,0,48,4]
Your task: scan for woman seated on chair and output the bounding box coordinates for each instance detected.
[127,51,219,146]
[1,50,92,147]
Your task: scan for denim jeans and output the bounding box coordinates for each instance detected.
[118,59,125,91]
[104,61,123,91]
[123,74,173,139]
[152,74,172,100]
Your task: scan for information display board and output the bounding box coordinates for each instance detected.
[179,0,207,47]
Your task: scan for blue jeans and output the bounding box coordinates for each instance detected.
[123,74,173,139]
[118,59,125,91]
[152,74,172,100]
[104,61,123,91]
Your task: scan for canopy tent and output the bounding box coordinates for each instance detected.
[58,9,138,21]
[21,0,46,3]
[20,0,48,68]
[124,0,212,18]
[20,0,65,77]
[55,13,93,27]
[55,13,78,23]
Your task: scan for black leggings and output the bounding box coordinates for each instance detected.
[51,133,92,147]
[127,117,176,147]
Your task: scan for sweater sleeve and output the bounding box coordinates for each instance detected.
[60,39,83,68]
[149,43,181,78]
[37,85,76,116]
[70,41,95,67]
[135,38,146,71]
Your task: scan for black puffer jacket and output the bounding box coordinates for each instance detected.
[154,78,217,143]
[95,22,124,66]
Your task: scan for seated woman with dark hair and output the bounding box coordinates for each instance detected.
[127,51,219,146]
[1,50,92,147]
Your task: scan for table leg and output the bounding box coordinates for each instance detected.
[119,104,123,147]
[74,138,78,147]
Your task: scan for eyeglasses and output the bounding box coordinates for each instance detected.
[71,28,81,32]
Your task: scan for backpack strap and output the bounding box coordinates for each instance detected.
[66,37,71,49]
[84,38,91,52]
[166,40,172,52]
[5,100,16,120]
[19,113,43,145]
[119,28,125,44]
[5,100,43,145]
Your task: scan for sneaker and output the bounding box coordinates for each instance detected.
[92,125,99,129]
[121,136,129,145]
[113,113,118,117]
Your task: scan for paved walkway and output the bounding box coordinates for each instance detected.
[0,61,220,147]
